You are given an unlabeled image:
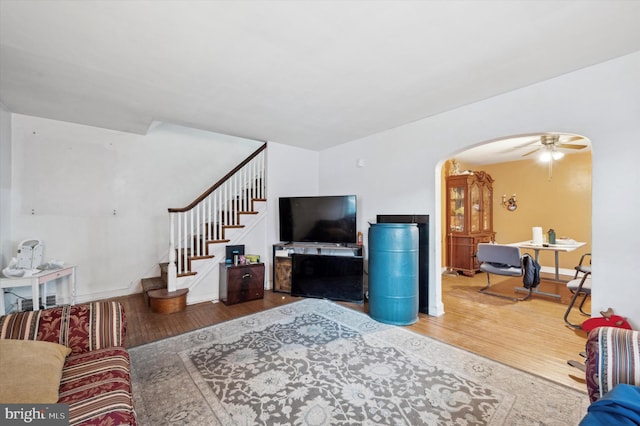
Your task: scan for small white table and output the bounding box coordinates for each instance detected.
[510,241,586,281]
[0,264,76,315]
[508,241,586,299]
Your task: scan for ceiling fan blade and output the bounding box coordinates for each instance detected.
[563,135,584,143]
[512,137,541,150]
[558,143,588,150]
[501,138,541,154]
[522,147,540,156]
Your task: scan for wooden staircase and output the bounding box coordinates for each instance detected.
[142,197,266,313]
[141,144,267,313]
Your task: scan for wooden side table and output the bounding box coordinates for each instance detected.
[219,262,265,305]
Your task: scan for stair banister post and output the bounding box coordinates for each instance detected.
[168,212,177,292]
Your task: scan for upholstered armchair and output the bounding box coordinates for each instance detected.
[585,326,640,402]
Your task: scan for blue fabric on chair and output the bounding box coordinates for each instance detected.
[579,384,640,426]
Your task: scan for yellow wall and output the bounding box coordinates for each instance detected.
[442,151,592,272]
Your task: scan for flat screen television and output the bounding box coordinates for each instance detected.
[279,195,357,244]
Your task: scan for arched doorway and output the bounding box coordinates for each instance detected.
[436,133,592,307]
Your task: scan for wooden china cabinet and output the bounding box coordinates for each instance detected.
[446,171,495,276]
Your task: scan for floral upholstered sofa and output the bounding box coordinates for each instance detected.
[0,301,136,425]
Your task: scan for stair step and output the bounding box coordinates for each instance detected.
[189,255,214,261]
[141,276,166,306]
[148,288,189,314]
[142,276,165,291]
[160,263,168,281]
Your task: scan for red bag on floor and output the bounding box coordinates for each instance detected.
[582,315,632,333]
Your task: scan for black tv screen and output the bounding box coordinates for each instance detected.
[279,195,357,244]
[291,254,364,303]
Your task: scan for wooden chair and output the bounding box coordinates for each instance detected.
[477,243,531,301]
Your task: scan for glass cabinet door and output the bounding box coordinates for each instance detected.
[449,186,465,232]
[470,183,480,232]
[482,185,491,232]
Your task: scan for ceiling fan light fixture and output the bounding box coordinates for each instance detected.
[515,133,587,180]
[539,146,564,162]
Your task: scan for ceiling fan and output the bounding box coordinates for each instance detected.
[521,134,587,158]
[521,134,588,179]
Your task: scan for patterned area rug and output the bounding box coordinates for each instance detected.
[130,299,589,425]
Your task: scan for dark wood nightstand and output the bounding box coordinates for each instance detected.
[219,263,265,305]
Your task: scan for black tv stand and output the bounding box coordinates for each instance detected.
[272,242,363,302]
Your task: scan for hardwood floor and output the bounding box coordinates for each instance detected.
[110,271,589,393]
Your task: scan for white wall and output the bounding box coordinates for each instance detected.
[266,142,319,287]
[6,116,263,306]
[0,103,12,269]
[318,51,640,327]
[4,53,638,326]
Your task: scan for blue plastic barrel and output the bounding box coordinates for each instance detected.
[368,223,419,325]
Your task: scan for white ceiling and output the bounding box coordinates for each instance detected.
[1,1,639,158]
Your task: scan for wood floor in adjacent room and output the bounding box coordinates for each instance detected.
[111,271,590,393]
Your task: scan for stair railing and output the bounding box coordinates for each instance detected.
[166,143,267,292]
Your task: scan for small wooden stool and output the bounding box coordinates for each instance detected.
[148,288,189,314]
